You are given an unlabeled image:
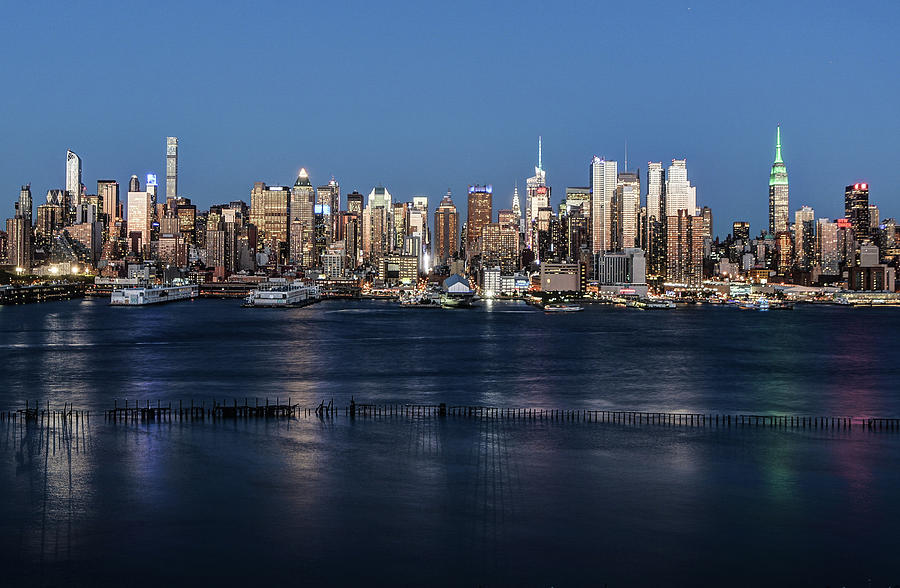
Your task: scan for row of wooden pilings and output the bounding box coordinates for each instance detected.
[2,400,900,432]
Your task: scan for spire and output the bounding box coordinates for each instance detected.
[538,136,542,171]
[774,124,783,164]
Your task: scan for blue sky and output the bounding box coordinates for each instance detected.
[1,0,898,238]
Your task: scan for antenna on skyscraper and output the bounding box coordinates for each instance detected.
[624,138,628,173]
[538,136,542,170]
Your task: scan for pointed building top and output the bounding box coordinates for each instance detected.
[774,125,783,164]
[538,136,542,171]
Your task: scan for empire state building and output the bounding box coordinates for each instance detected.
[768,125,789,235]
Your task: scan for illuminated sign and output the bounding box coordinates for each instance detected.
[314,204,331,215]
[467,185,493,194]
[837,218,852,228]
[146,174,158,187]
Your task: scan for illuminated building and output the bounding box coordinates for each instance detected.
[379,253,418,285]
[35,204,61,247]
[317,177,340,240]
[615,171,640,249]
[434,190,459,264]
[775,231,792,274]
[337,212,361,268]
[392,201,408,251]
[794,206,815,271]
[66,149,83,212]
[733,221,750,242]
[68,222,103,266]
[290,169,315,266]
[666,210,706,286]
[768,125,789,235]
[18,185,32,224]
[525,137,546,250]
[127,180,155,257]
[166,137,178,202]
[845,183,871,243]
[466,185,492,259]
[98,180,119,236]
[511,184,523,234]
[363,186,392,264]
[590,156,617,253]
[665,159,696,217]
[346,191,364,215]
[597,248,648,296]
[646,163,665,222]
[249,182,290,262]
[481,222,519,274]
[6,216,32,270]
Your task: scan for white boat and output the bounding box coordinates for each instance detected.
[544,303,584,313]
[110,284,198,306]
[243,280,320,308]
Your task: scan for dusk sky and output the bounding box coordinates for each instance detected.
[1,0,898,237]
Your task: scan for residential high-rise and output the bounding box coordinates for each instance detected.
[666,210,706,286]
[129,175,140,193]
[665,159,696,216]
[525,138,547,250]
[18,185,32,224]
[768,125,789,235]
[434,191,459,264]
[466,185,493,259]
[590,156,617,253]
[6,216,31,270]
[845,183,870,243]
[481,222,519,273]
[794,206,815,271]
[66,149,83,211]
[646,162,665,221]
[97,180,119,225]
[816,219,840,275]
[615,171,640,250]
[166,137,178,201]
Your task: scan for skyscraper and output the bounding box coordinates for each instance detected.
[466,185,493,259]
[129,175,140,193]
[794,205,815,271]
[511,183,522,234]
[845,183,870,243]
[665,159,696,216]
[66,149,83,211]
[525,137,546,250]
[18,184,32,224]
[646,162,665,221]
[127,184,154,256]
[434,190,459,264]
[666,210,706,286]
[768,125,789,235]
[166,137,178,202]
[615,171,640,250]
[290,168,315,266]
[590,156,617,253]
[317,177,340,241]
[363,186,392,263]
[249,182,291,262]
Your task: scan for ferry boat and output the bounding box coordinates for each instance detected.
[242,280,320,308]
[544,303,584,313]
[110,284,198,306]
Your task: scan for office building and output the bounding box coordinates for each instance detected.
[466,185,492,259]
[845,183,871,243]
[615,171,640,249]
[66,149,83,211]
[525,137,546,250]
[666,210,706,286]
[665,159,696,216]
[597,247,648,296]
[249,182,290,262]
[481,222,519,274]
[794,206,815,271]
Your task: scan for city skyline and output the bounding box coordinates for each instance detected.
[1,1,898,236]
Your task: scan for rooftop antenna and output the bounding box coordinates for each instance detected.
[538,136,542,170]
[624,138,628,173]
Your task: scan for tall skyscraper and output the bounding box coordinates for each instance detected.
[290,168,315,266]
[129,175,140,193]
[249,182,291,261]
[166,137,178,202]
[794,206,815,270]
[346,191,364,216]
[615,171,640,250]
[66,149,83,211]
[666,210,706,286]
[434,190,459,264]
[816,219,840,275]
[590,156,617,253]
[525,137,547,250]
[646,162,665,221]
[768,125,789,235]
[665,159,696,216]
[317,177,340,241]
[363,186,392,263]
[127,183,154,256]
[732,221,750,242]
[511,183,522,234]
[845,183,870,243]
[18,184,32,224]
[466,185,493,259]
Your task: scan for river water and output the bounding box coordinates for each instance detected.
[0,298,898,586]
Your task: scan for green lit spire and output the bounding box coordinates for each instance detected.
[769,124,788,187]
[774,124,783,164]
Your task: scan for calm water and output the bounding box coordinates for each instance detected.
[1,298,899,586]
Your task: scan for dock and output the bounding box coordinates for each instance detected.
[1,401,899,432]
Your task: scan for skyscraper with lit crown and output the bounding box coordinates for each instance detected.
[768,125,789,235]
